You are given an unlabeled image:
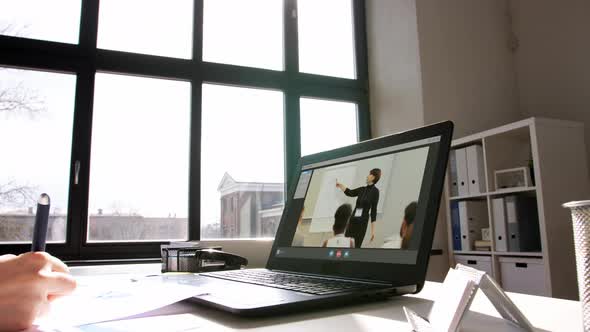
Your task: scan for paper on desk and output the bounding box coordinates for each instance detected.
[33,274,206,329]
[428,268,476,332]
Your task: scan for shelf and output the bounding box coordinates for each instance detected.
[449,187,537,201]
[449,192,487,201]
[488,186,537,196]
[493,251,543,258]
[453,250,492,256]
[445,117,588,299]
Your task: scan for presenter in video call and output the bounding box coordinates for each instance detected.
[336,168,381,248]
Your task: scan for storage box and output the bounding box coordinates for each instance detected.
[161,242,222,272]
[494,167,532,190]
[499,256,547,296]
[454,255,493,276]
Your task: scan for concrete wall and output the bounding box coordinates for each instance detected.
[510,0,590,170]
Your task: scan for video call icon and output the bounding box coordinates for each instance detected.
[328,250,335,257]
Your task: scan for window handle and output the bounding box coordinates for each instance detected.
[74,160,80,185]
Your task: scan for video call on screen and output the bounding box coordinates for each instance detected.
[290,146,430,251]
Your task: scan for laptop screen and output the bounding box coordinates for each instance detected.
[269,128,448,269]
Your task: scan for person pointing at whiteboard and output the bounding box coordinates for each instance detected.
[336,168,381,248]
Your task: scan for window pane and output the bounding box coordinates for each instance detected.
[300,98,358,156]
[201,84,284,239]
[298,0,356,78]
[203,0,283,70]
[88,73,190,242]
[98,0,193,59]
[0,68,76,243]
[0,0,81,44]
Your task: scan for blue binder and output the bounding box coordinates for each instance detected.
[451,201,462,251]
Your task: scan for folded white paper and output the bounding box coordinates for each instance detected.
[33,274,206,329]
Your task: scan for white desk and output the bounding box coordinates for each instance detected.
[70,265,582,331]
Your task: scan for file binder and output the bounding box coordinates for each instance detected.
[505,196,520,252]
[492,197,508,252]
[449,149,459,197]
[505,195,541,252]
[451,201,462,251]
[455,148,469,196]
[458,201,488,251]
[466,145,486,194]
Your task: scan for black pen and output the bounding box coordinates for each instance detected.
[31,193,50,252]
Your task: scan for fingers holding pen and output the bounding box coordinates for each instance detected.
[19,252,70,273]
[41,271,77,297]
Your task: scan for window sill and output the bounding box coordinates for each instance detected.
[65,239,274,269]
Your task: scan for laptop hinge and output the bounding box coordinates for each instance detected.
[270,268,396,287]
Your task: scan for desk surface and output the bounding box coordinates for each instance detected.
[70,265,581,331]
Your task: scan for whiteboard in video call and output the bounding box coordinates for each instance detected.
[308,154,394,233]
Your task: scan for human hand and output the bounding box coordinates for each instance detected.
[0,252,77,331]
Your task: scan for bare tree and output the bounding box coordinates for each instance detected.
[0,24,46,210]
[0,25,44,116]
[0,181,37,208]
[0,81,47,115]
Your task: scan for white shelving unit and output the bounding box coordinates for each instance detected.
[444,117,590,300]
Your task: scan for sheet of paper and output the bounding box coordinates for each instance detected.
[33,274,206,330]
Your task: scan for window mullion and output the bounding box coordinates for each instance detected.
[72,0,100,259]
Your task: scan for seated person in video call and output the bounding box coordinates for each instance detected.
[400,202,418,249]
[336,168,381,248]
[322,204,355,248]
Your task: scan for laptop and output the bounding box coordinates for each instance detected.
[180,121,453,315]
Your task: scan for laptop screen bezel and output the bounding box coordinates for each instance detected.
[265,121,453,291]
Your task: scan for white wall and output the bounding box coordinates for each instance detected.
[366,0,521,280]
[366,0,424,135]
[510,0,590,170]
[415,0,520,137]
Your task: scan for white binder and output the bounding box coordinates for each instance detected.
[458,201,488,251]
[455,148,469,196]
[492,198,508,252]
[449,149,459,197]
[505,196,520,252]
[466,145,486,194]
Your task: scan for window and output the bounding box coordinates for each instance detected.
[97,0,194,59]
[0,0,369,260]
[300,98,358,156]
[0,0,82,44]
[297,0,356,78]
[201,84,284,239]
[88,74,191,242]
[0,68,76,243]
[203,0,283,70]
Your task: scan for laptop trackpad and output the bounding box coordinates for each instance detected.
[195,281,294,309]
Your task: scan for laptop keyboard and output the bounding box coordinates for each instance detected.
[200,269,384,295]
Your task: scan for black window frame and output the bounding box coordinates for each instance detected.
[0,0,370,261]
